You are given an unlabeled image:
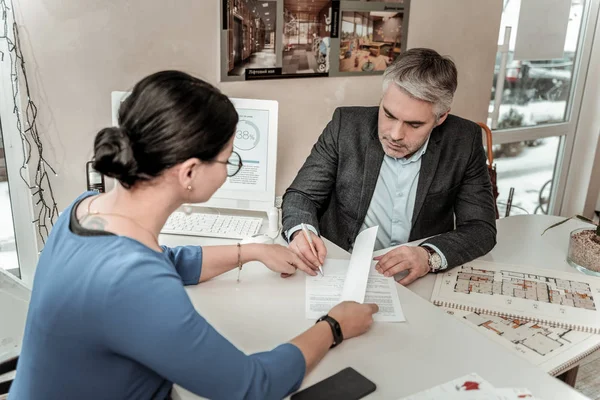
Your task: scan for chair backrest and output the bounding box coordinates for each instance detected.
[477,122,500,219]
[477,122,494,166]
[0,356,18,396]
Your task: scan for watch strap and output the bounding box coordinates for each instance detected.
[420,245,442,271]
[316,315,344,348]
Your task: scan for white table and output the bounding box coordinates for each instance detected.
[167,215,594,400]
[405,215,599,387]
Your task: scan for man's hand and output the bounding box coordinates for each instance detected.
[288,230,327,273]
[374,246,431,286]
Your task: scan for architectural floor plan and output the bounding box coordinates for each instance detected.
[454,266,596,311]
[443,308,600,374]
[459,311,576,356]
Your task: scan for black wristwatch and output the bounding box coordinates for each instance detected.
[316,315,344,348]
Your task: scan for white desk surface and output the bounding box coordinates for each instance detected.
[166,214,594,400]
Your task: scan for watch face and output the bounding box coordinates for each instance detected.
[430,253,442,270]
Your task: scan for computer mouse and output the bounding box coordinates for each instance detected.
[239,235,275,245]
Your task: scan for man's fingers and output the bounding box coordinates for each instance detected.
[374,248,404,269]
[397,270,419,286]
[293,254,317,276]
[291,241,318,271]
[297,241,321,269]
[377,254,409,274]
[280,272,294,278]
[382,261,412,277]
[313,236,328,264]
[296,249,317,271]
[376,248,415,274]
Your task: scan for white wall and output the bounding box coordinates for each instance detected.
[11,0,503,210]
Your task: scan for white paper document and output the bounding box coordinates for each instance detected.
[305,227,405,322]
[399,373,537,400]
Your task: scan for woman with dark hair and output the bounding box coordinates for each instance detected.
[9,71,378,400]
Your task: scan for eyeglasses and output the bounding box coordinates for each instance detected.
[212,151,243,177]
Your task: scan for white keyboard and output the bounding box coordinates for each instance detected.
[162,211,263,239]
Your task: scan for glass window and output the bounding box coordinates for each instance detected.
[0,134,19,277]
[489,0,584,129]
[342,21,354,35]
[491,136,562,216]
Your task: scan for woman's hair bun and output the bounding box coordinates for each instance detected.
[92,127,138,188]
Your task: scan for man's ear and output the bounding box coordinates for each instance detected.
[435,110,450,127]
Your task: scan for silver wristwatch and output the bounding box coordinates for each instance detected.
[421,246,442,272]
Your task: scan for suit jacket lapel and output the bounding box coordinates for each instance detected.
[355,133,385,238]
[412,134,442,226]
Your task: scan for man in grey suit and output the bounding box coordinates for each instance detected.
[282,48,497,285]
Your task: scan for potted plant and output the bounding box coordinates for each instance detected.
[542,215,600,276]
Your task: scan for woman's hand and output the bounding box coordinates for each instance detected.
[246,244,316,277]
[328,301,378,339]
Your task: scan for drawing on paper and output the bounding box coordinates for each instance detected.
[446,309,583,356]
[452,266,596,311]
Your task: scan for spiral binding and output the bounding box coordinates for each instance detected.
[549,342,600,376]
[432,300,600,334]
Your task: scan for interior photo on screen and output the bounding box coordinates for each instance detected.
[282,0,332,75]
[225,0,277,77]
[339,11,403,72]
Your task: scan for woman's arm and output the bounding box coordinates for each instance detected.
[290,321,334,374]
[290,302,378,375]
[102,261,307,399]
[161,244,263,284]
[103,259,378,399]
[163,244,314,285]
[200,244,264,282]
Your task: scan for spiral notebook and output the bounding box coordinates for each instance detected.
[440,308,600,376]
[431,260,600,334]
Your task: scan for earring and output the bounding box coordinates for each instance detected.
[187,185,192,191]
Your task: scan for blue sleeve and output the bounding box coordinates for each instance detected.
[161,245,202,285]
[101,255,305,400]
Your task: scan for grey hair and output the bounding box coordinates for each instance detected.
[382,48,458,118]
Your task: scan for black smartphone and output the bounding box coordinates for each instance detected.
[291,367,376,400]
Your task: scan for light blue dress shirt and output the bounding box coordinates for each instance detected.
[358,138,447,268]
[287,138,447,269]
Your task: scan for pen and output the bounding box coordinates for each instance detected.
[301,223,324,276]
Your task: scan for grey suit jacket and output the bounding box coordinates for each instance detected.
[282,106,497,269]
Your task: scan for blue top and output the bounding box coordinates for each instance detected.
[9,192,305,400]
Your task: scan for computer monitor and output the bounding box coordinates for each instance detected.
[111,92,278,214]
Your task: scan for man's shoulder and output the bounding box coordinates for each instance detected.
[439,114,481,136]
[330,106,378,136]
[333,105,379,118]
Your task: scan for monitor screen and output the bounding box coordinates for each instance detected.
[221,108,270,193]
